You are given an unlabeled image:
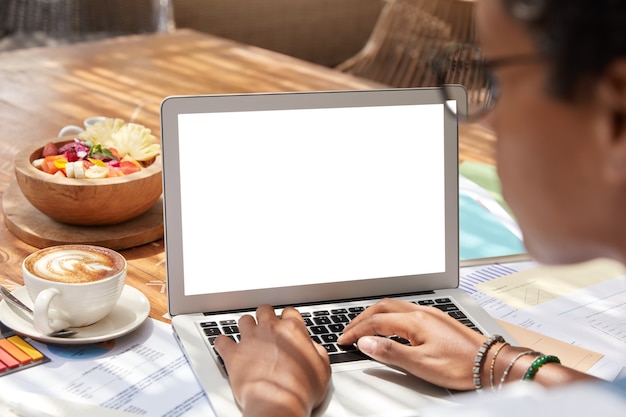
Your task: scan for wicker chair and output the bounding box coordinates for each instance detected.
[337,0,476,87]
[0,0,174,51]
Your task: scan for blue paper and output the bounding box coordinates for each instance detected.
[459,193,525,260]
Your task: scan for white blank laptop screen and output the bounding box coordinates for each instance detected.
[177,103,447,296]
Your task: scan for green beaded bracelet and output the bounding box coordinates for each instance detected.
[522,354,561,381]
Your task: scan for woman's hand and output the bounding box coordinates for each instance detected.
[337,298,486,390]
[214,304,331,417]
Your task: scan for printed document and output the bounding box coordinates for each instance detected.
[0,318,216,417]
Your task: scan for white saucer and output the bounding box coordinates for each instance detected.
[0,285,150,345]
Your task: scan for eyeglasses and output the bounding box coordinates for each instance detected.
[432,43,539,122]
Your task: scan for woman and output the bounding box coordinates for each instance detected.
[214,1,626,415]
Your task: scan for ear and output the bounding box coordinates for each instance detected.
[596,58,626,184]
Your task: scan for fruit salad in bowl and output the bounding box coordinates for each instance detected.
[33,118,161,180]
[14,118,163,226]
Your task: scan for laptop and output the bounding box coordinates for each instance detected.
[161,87,515,417]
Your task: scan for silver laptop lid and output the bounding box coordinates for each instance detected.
[162,87,466,316]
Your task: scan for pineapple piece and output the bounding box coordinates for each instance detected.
[78,118,125,143]
[107,123,161,162]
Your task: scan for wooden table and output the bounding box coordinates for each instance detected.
[0,28,495,323]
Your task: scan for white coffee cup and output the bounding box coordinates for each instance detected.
[22,244,127,335]
[58,116,107,137]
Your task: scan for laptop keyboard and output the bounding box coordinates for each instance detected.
[201,297,482,367]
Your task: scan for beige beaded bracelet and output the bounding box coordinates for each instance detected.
[473,334,505,390]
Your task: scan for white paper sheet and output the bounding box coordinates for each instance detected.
[0,387,143,417]
[0,319,216,417]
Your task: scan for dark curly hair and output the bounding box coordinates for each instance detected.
[500,0,626,100]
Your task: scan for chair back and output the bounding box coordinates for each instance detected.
[337,0,476,87]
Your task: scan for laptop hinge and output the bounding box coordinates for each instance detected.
[201,290,437,316]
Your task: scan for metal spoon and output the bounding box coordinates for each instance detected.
[0,285,78,338]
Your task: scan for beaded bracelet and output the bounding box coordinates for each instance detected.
[489,342,510,391]
[498,350,541,390]
[473,334,505,390]
[522,355,561,381]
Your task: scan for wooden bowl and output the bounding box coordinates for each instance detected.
[14,139,162,226]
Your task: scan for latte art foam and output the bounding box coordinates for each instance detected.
[25,246,125,283]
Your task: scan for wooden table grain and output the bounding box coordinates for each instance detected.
[0,29,495,323]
